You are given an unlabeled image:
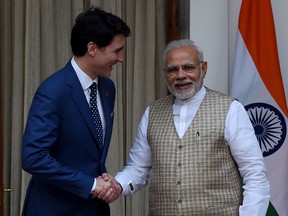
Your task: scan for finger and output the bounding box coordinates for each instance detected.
[104,189,119,203]
[102,173,110,181]
[112,183,121,196]
[107,176,117,188]
[107,192,120,203]
[96,187,110,199]
[91,189,99,198]
[102,188,114,202]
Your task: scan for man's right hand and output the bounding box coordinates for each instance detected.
[91,173,122,203]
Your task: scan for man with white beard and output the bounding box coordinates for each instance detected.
[114,39,270,216]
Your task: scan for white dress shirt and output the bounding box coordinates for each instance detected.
[115,86,270,216]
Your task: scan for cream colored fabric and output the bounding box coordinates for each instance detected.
[147,89,243,215]
[0,0,167,215]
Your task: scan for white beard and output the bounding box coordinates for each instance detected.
[167,71,204,100]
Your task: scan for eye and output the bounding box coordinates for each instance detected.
[166,67,179,74]
[182,65,195,72]
[114,47,124,54]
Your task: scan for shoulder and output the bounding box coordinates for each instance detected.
[98,76,115,91]
[205,87,235,103]
[34,62,76,100]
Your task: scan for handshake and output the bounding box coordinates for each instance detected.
[91,173,122,203]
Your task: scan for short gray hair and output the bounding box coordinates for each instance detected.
[162,39,204,66]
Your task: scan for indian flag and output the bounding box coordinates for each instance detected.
[229,0,288,215]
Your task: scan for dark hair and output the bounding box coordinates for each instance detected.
[70,6,131,56]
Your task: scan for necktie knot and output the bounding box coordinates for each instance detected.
[90,82,97,92]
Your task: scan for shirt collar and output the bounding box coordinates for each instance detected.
[71,57,98,91]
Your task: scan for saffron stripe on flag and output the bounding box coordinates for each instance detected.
[239,0,288,116]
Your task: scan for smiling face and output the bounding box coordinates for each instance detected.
[93,34,126,78]
[82,34,126,79]
[164,46,207,100]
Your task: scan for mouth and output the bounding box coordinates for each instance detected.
[174,82,193,91]
[110,62,118,70]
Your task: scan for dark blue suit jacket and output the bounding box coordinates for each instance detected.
[21,61,115,216]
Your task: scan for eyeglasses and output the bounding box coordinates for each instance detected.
[164,62,203,75]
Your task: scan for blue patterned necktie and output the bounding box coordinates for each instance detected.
[89,82,103,149]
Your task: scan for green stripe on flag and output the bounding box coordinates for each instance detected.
[266,202,279,216]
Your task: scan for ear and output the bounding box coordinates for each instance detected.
[87,42,97,56]
[201,61,208,78]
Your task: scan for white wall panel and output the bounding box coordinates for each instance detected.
[190,0,229,93]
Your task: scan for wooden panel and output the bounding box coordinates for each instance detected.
[166,0,180,42]
[0,9,3,214]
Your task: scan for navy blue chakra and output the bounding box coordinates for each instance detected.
[245,103,287,157]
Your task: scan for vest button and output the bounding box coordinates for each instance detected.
[178,145,183,150]
[177,180,181,185]
[177,198,182,203]
[177,162,182,167]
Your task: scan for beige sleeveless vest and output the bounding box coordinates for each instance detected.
[147,88,243,216]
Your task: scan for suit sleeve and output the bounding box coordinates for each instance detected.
[22,84,94,199]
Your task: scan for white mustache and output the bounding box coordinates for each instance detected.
[173,80,194,86]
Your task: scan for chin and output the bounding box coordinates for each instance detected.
[174,88,197,100]
[101,71,112,78]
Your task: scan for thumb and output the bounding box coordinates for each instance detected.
[102,173,110,181]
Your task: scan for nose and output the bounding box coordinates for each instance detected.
[175,68,188,79]
[116,52,124,63]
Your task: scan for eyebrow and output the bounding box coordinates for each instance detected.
[114,46,124,53]
[166,63,196,68]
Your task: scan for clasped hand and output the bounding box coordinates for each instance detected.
[91,173,122,203]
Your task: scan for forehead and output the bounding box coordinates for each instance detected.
[105,34,125,50]
[165,46,198,64]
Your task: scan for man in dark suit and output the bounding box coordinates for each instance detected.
[21,6,131,216]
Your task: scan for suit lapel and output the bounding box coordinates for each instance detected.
[64,62,101,147]
[98,78,112,152]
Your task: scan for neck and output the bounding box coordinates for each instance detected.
[73,56,97,80]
